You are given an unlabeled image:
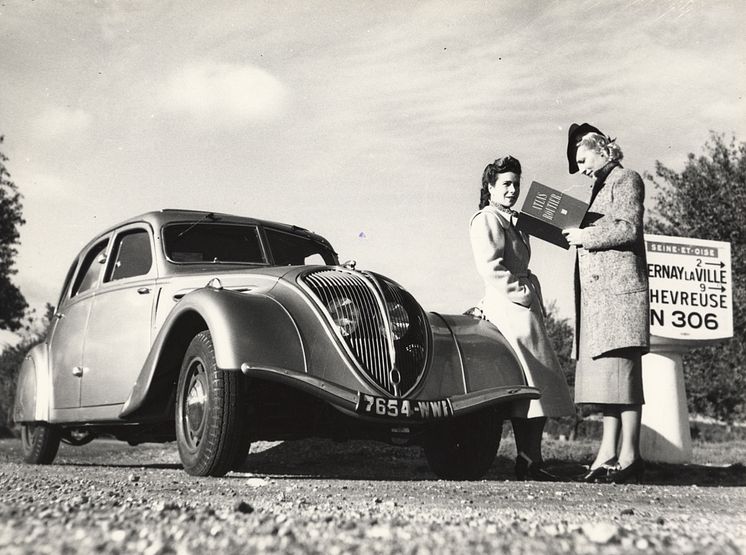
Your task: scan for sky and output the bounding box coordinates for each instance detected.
[0,0,744,345]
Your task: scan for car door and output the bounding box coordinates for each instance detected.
[49,238,109,410]
[80,225,157,408]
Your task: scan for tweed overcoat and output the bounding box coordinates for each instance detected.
[470,206,574,418]
[573,163,650,359]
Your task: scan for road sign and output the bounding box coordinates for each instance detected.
[646,234,733,342]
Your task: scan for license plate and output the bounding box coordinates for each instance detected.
[355,393,454,419]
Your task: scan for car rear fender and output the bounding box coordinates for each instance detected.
[12,343,51,423]
[119,287,306,419]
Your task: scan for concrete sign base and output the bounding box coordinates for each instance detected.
[640,350,693,463]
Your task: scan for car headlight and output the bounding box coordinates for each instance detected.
[326,297,360,338]
[386,301,409,340]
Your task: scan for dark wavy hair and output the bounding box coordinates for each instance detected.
[478,155,522,209]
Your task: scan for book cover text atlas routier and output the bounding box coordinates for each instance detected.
[516,181,589,249]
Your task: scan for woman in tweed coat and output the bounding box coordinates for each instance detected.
[470,155,574,481]
[563,127,649,483]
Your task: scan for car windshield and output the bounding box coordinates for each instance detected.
[265,228,337,265]
[163,223,266,264]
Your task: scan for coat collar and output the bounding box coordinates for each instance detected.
[478,205,530,250]
[593,160,620,183]
[589,161,621,205]
[480,205,511,229]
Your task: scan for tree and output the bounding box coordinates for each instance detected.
[0,135,28,331]
[0,304,53,434]
[543,301,576,389]
[543,302,583,437]
[646,132,746,422]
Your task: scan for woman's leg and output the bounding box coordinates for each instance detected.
[592,406,621,468]
[513,416,562,481]
[600,404,645,483]
[512,416,547,461]
[617,404,642,467]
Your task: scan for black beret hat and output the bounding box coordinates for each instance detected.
[567,122,603,174]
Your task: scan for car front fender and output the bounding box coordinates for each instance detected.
[417,313,534,402]
[13,343,51,423]
[120,287,306,419]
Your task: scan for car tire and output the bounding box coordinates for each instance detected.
[175,330,250,477]
[21,422,61,464]
[423,408,502,480]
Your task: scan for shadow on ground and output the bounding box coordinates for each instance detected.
[235,438,746,486]
[1,437,744,486]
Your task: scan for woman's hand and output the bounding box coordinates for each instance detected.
[562,227,583,247]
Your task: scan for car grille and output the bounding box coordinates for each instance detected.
[300,269,429,396]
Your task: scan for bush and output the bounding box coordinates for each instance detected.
[646,132,746,423]
[0,304,53,434]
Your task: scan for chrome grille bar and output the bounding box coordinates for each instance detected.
[302,269,393,393]
[300,268,428,396]
[375,274,430,395]
[331,271,378,386]
[330,270,386,389]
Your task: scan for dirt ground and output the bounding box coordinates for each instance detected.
[0,437,744,554]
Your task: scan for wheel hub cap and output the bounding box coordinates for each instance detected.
[184,362,207,447]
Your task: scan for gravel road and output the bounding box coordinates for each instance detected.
[1,438,744,554]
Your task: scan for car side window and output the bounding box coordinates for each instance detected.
[56,258,79,307]
[106,229,153,282]
[71,239,109,297]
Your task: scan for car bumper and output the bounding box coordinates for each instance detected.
[239,363,540,422]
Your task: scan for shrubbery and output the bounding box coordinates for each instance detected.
[646,133,746,423]
[0,305,53,434]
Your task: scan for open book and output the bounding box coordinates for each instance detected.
[516,181,590,249]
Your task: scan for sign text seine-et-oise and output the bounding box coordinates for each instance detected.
[646,234,733,342]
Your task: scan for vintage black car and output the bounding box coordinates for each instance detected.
[14,210,538,479]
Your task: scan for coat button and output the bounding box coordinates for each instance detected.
[591,275,599,281]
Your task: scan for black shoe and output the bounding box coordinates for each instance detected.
[515,452,562,482]
[599,459,645,484]
[578,457,617,483]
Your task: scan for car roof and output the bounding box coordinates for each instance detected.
[99,209,330,242]
[72,209,335,260]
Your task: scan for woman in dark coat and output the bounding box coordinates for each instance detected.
[562,126,650,483]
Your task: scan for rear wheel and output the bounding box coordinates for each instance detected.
[21,422,61,464]
[175,330,250,476]
[423,408,502,480]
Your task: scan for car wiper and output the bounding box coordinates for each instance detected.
[177,212,217,238]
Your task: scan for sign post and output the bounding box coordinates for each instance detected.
[642,235,733,463]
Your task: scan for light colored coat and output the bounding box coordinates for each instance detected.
[573,163,650,359]
[470,206,574,418]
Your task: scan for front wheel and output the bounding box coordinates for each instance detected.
[423,409,502,480]
[21,422,61,464]
[175,331,250,476]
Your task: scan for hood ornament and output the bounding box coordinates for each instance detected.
[206,277,223,290]
[342,259,357,271]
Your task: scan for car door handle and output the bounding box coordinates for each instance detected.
[137,287,151,295]
[72,366,84,377]
[173,288,196,301]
